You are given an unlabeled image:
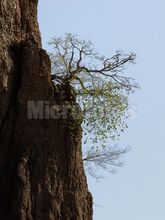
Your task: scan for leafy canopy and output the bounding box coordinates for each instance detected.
[49,33,138,175]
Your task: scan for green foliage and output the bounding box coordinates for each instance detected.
[78,80,129,149]
[49,33,138,151]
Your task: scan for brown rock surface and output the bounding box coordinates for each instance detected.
[0,1,93,219]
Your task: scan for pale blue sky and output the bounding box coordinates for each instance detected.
[38,1,165,219]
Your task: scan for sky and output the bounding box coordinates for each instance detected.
[38,1,165,219]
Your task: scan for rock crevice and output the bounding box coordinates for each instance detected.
[0,1,93,219]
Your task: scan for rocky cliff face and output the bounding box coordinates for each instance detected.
[0,1,93,219]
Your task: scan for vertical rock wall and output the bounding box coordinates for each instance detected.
[0,1,93,219]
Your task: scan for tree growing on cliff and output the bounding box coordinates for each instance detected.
[49,33,138,176]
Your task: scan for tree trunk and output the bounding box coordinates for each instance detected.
[0,1,93,219]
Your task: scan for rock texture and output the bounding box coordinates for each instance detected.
[0,1,93,219]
